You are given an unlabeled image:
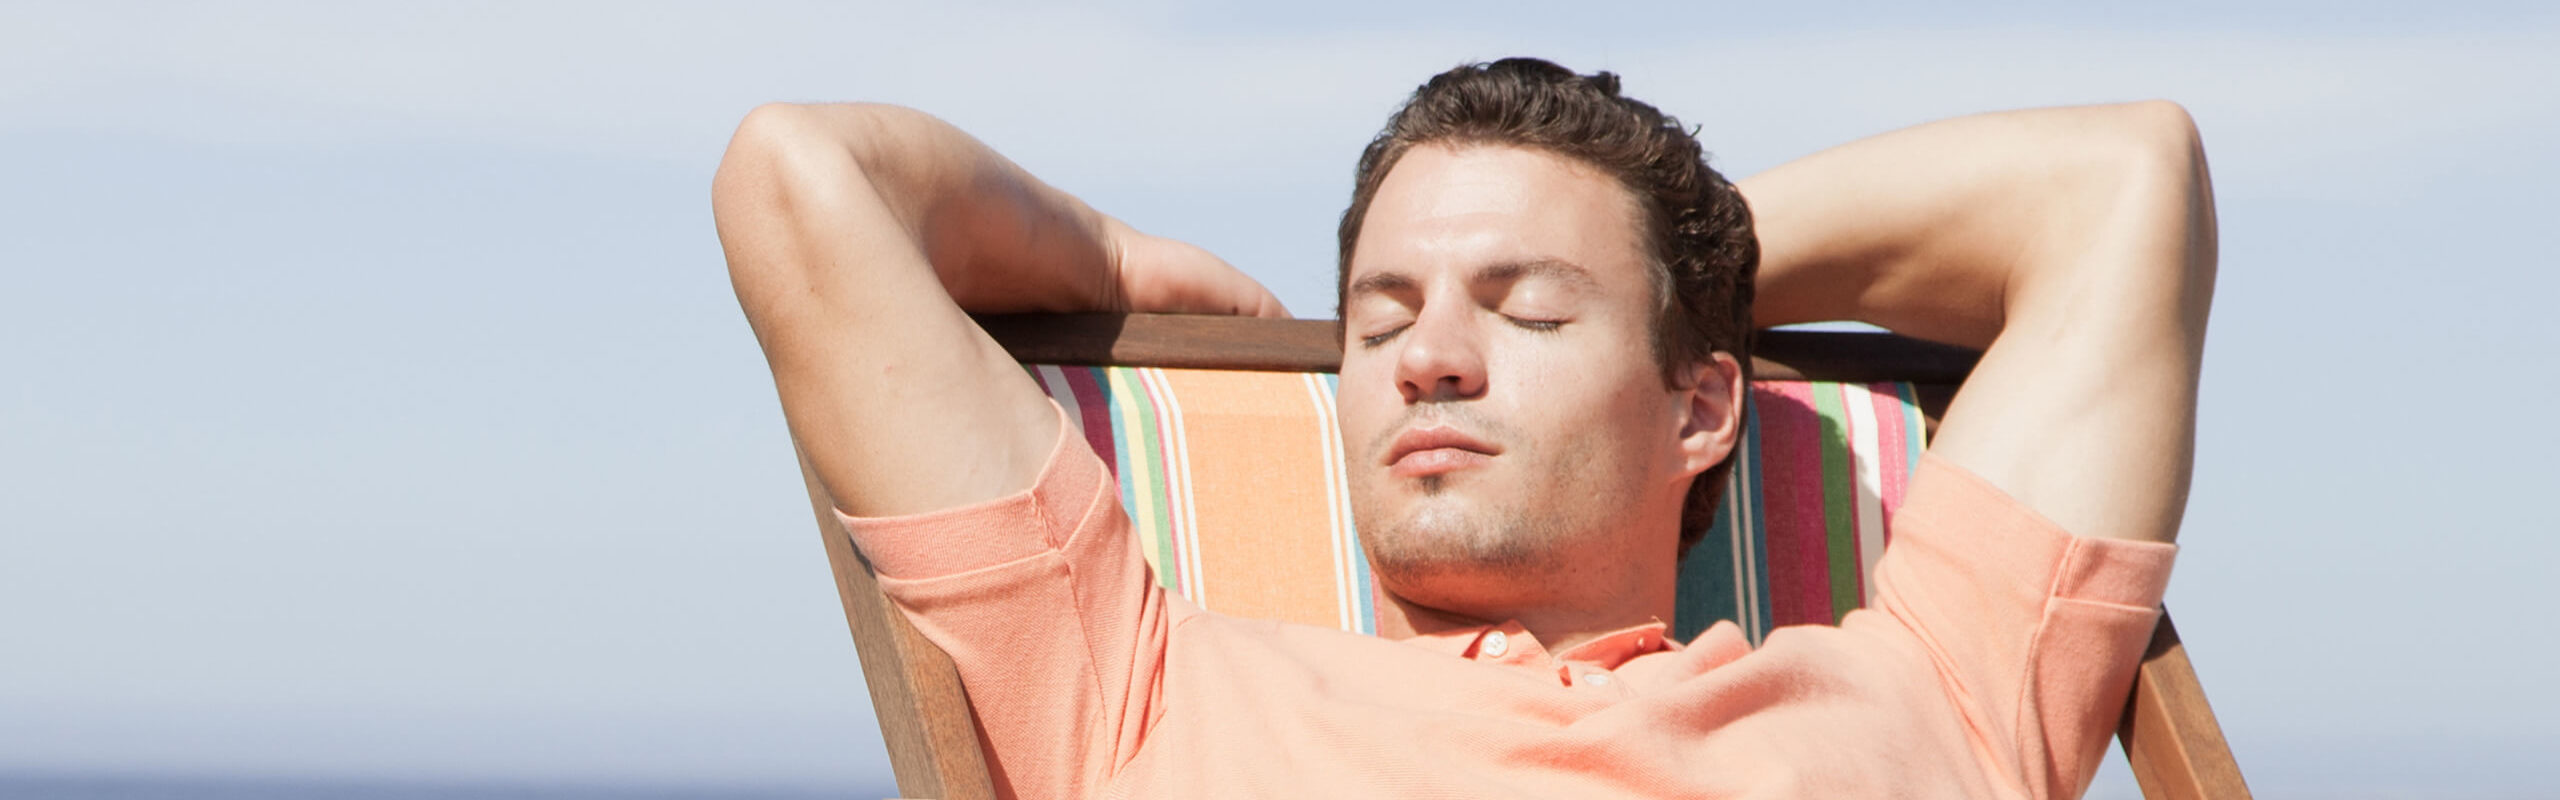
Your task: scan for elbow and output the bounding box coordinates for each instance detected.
[712,102,892,258]
[715,105,816,290]
[2123,99,2204,160]
[713,102,886,311]
[2129,98,2216,230]
[715,103,848,215]
[713,101,905,212]
[2120,99,2212,194]
[2112,100,2220,337]
[714,103,814,231]
[2016,101,2219,339]
[714,101,944,329]
[2085,100,2209,193]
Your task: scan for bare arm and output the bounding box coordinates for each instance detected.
[713,103,1284,517]
[1742,101,2218,543]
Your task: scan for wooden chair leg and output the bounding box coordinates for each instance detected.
[799,447,994,800]
[2118,611,2251,800]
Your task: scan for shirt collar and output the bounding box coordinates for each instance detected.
[1403,618,1678,672]
[1556,619,1679,669]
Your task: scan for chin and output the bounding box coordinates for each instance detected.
[1360,499,1557,580]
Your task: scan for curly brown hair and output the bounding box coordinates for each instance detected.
[1335,57,1759,557]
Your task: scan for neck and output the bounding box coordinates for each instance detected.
[1373,562,1676,654]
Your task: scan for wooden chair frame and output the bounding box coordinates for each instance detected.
[797,313,2249,800]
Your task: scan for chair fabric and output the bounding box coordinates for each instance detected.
[1022,364,1928,647]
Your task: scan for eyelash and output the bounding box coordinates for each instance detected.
[1511,318,1564,333]
[1356,317,1563,348]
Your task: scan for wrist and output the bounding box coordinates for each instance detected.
[1093,216,1141,313]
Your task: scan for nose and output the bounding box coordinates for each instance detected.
[1393,305,1488,404]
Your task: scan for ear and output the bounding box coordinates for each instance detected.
[1674,352,1747,477]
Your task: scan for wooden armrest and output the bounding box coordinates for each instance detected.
[799,446,996,800]
[2119,611,2252,799]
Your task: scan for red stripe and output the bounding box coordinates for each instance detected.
[1754,382,1835,629]
[1063,367,1116,478]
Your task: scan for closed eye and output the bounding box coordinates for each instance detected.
[1358,325,1408,348]
[1508,317,1564,332]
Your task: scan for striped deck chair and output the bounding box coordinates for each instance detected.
[798,313,2248,800]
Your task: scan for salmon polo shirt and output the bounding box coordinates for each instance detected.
[840,404,2178,799]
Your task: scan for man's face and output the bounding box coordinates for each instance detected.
[1338,143,1717,618]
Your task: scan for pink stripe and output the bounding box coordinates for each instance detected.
[1754,382,1834,629]
[1869,382,1911,547]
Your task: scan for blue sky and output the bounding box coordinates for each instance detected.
[5,2,2557,796]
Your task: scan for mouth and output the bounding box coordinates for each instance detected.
[1384,426,1502,479]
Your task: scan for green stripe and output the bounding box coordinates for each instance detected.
[1811,382,1860,622]
[1105,367,1180,592]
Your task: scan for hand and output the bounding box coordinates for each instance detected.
[1108,222,1291,319]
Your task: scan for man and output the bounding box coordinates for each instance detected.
[714,58,2215,799]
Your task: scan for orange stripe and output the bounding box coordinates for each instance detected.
[1157,368,1345,629]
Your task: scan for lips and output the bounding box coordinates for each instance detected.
[1384,426,1501,479]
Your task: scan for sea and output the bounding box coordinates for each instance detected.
[0,773,888,799]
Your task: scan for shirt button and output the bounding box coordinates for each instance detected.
[1583,673,1612,687]
[1480,630,1509,658]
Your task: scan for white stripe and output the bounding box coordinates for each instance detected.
[1302,373,1356,633]
[1132,367,1184,600]
[1735,422,1762,646]
[1725,466,1747,641]
[1328,379,1367,635]
[1104,368,1166,578]
[1842,383,1888,602]
[1145,368,1207,608]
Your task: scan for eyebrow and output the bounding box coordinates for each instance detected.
[1346,271,1416,300]
[1478,258,1600,290]
[1346,258,1600,301]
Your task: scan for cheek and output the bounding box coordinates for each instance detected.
[1510,348,1677,464]
[1334,359,1397,453]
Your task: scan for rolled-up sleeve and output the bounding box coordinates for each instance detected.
[836,401,1172,800]
[1869,454,2179,800]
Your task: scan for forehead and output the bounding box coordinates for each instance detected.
[1348,143,1650,288]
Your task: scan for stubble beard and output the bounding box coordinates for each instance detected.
[1364,482,1570,582]
[1351,402,1628,610]
[1354,425,1581,602]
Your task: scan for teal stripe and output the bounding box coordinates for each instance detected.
[1106,367,1181,593]
[1898,381,1927,459]
[1810,382,1861,622]
[1674,473,1734,643]
[1675,389,1775,643]
[1099,367,1140,536]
